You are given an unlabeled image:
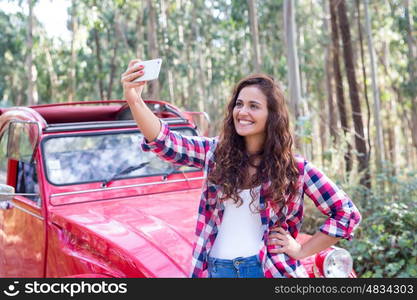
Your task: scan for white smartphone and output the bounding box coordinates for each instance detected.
[132,58,162,82]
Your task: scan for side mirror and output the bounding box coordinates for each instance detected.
[0,183,15,202]
[7,121,40,163]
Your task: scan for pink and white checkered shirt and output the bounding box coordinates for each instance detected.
[141,121,362,278]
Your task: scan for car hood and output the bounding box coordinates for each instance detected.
[50,188,202,277]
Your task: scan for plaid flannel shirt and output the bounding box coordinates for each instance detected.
[141,120,362,278]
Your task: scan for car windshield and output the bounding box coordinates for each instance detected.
[42,127,200,185]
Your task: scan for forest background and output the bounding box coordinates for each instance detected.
[0,0,416,277]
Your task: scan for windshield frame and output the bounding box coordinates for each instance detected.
[40,126,201,187]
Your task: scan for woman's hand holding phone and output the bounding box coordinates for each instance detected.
[120,58,162,142]
[121,59,147,105]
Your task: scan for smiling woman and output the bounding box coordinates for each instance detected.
[121,63,362,278]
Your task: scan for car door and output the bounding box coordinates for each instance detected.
[0,121,45,277]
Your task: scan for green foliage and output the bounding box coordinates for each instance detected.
[340,201,417,278]
[0,11,27,106]
[340,166,417,278]
[302,158,417,278]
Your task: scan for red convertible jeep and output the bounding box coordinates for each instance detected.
[0,100,356,278]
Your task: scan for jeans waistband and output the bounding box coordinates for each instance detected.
[208,254,260,266]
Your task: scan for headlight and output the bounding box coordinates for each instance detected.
[323,247,353,277]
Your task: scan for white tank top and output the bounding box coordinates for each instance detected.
[209,186,264,259]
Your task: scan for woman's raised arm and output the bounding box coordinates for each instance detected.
[121,59,161,142]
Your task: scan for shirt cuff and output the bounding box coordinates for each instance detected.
[140,119,169,152]
[319,209,362,241]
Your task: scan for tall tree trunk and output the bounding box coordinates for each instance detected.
[114,13,130,52]
[186,2,194,108]
[298,4,309,101]
[69,0,77,102]
[146,0,160,99]
[386,97,396,179]
[160,0,175,102]
[378,44,402,173]
[329,0,352,173]
[379,41,395,192]
[177,0,186,107]
[356,0,373,173]
[283,0,303,151]
[404,0,417,154]
[319,79,327,166]
[191,1,206,113]
[44,41,58,102]
[135,2,144,59]
[323,0,338,147]
[337,0,370,188]
[11,74,23,106]
[27,0,37,105]
[107,20,119,100]
[364,0,385,172]
[300,22,313,160]
[93,27,104,100]
[248,0,261,72]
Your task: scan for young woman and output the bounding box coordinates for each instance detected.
[121,59,362,278]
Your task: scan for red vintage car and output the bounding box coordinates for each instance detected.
[0,100,355,278]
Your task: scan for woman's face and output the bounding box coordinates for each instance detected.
[233,85,268,142]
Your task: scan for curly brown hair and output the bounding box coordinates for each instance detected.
[207,74,300,210]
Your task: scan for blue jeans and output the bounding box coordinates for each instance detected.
[207,255,264,278]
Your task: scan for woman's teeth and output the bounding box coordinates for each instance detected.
[239,120,254,125]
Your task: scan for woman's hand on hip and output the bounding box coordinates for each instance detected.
[267,227,304,260]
